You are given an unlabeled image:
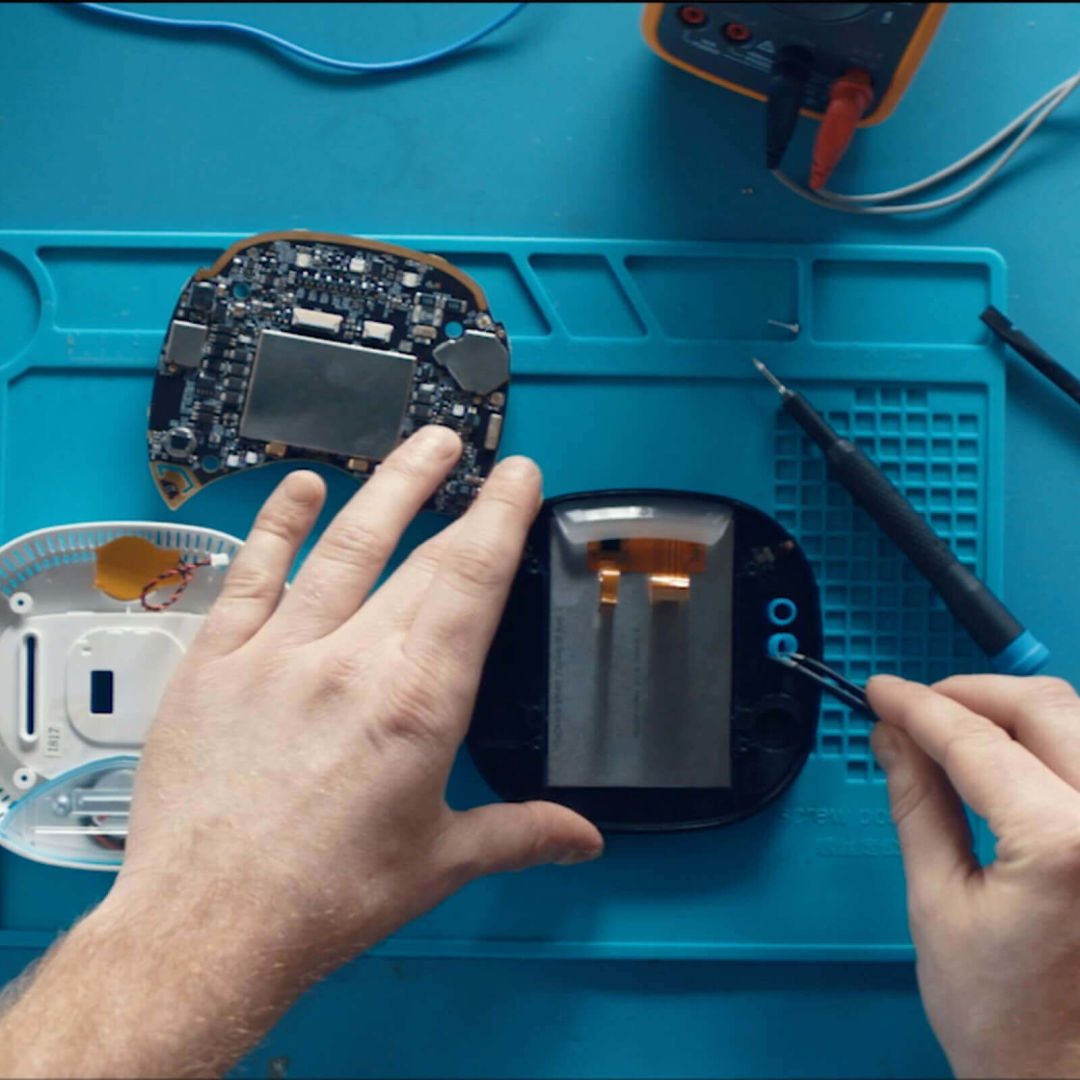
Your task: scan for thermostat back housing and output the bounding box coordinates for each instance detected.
[0,521,240,869]
[468,490,823,831]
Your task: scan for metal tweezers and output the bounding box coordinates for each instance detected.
[771,652,875,720]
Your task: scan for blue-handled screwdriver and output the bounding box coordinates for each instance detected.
[753,358,1048,675]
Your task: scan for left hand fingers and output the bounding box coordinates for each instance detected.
[270,426,462,642]
[441,801,603,882]
[932,675,1080,792]
[193,470,325,657]
[404,456,541,709]
[349,516,467,637]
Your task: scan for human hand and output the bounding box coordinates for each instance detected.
[868,673,1080,1079]
[111,425,603,969]
[0,427,603,1078]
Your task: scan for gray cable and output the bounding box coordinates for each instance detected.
[772,69,1080,215]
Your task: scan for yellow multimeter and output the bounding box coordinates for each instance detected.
[642,2,947,126]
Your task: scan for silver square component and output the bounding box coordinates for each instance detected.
[241,330,416,461]
[164,320,207,369]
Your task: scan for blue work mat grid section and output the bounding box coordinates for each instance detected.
[774,385,983,782]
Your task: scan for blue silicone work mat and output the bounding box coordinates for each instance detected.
[0,232,1004,960]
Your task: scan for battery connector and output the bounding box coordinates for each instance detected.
[809,68,874,190]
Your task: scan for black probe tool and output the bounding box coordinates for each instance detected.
[772,652,874,720]
[753,358,1048,675]
[981,305,1080,414]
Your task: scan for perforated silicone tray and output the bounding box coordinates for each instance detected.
[0,233,1004,959]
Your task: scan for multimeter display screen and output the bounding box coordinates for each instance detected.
[544,496,734,789]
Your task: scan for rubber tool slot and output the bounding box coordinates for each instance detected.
[20,634,38,741]
[90,670,115,715]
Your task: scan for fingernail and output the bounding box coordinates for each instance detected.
[495,456,541,484]
[555,848,601,867]
[868,673,903,685]
[282,471,323,504]
[413,425,461,456]
[871,724,899,770]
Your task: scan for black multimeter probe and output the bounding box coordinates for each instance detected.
[981,305,1080,414]
[753,359,1049,676]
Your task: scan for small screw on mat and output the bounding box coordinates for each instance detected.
[767,318,800,335]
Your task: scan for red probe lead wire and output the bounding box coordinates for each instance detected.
[140,558,211,611]
[810,69,874,191]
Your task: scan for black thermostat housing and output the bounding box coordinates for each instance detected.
[468,490,824,832]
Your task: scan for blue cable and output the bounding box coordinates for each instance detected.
[73,2,527,73]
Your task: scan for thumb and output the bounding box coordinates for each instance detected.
[445,801,604,881]
[870,712,977,898]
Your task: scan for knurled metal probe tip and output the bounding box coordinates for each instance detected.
[751,357,788,394]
